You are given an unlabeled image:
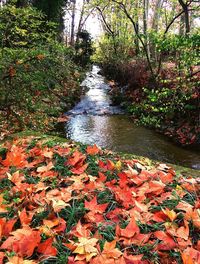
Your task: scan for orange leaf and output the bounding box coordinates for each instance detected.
[176,220,189,240]
[7,171,25,185]
[0,252,5,264]
[19,209,33,226]
[154,231,176,250]
[152,211,169,222]
[162,208,177,222]
[72,237,98,262]
[1,227,41,257]
[37,162,54,173]
[71,221,90,238]
[98,172,107,182]
[86,145,100,155]
[146,181,165,196]
[134,200,148,213]
[43,218,60,229]
[37,237,57,256]
[116,217,140,238]
[0,218,16,238]
[71,163,88,175]
[181,253,194,264]
[7,256,37,264]
[102,240,122,259]
[84,196,108,214]
[41,148,54,159]
[67,151,86,167]
[2,146,27,168]
[123,251,143,262]
[156,171,173,184]
[182,247,200,263]
[107,160,115,170]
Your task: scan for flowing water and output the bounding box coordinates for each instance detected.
[65,65,200,170]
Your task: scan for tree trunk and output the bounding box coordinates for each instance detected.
[152,0,163,31]
[143,0,150,59]
[76,0,85,44]
[151,0,163,61]
[134,0,139,55]
[143,0,147,35]
[179,13,185,35]
[178,0,190,34]
[70,0,76,46]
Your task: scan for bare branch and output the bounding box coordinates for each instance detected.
[95,6,115,36]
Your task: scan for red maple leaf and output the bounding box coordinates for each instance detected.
[66,151,86,167]
[84,196,108,214]
[154,230,177,250]
[37,237,57,256]
[0,218,16,238]
[1,227,41,257]
[116,217,140,239]
[1,146,27,168]
[86,144,100,155]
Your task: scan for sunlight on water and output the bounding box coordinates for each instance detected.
[65,66,200,169]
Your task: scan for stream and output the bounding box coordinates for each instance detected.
[65,65,200,170]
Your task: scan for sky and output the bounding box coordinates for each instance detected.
[84,13,103,39]
[64,0,103,40]
[64,0,199,41]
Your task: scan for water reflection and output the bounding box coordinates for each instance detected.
[65,66,200,169]
[66,115,200,169]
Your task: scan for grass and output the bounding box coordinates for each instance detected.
[0,134,199,263]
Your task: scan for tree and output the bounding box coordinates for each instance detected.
[178,0,190,34]
[0,4,56,48]
[32,0,68,39]
[69,0,76,45]
[75,30,93,65]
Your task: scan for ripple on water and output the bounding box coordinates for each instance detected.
[65,66,200,169]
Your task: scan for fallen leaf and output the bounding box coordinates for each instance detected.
[154,230,176,250]
[86,145,100,155]
[37,237,57,256]
[116,217,140,238]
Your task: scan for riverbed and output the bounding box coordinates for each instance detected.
[65,65,200,170]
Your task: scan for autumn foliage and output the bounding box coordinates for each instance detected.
[0,137,199,263]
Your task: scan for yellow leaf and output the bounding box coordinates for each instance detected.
[162,208,177,222]
[51,199,68,212]
[115,160,122,170]
[73,245,85,254]
[73,237,98,261]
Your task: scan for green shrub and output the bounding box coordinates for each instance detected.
[0,4,84,134]
[0,4,57,48]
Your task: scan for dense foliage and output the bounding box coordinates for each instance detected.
[75,30,94,66]
[32,0,67,37]
[0,4,85,139]
[0,4,56,48]
[91,0,200,145]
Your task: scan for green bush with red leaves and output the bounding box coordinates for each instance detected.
[0,5,84,137]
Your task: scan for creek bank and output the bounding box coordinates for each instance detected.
[101,61,200,147]
[1,132,199,177]
[65,65,200,170]
[0,67,87,141]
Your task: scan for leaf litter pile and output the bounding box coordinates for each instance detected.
[0,136,199,264]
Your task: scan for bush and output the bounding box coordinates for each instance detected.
[0,4,84,135]
[0,43,82,129]
[0,4,56,48]
[74,30,93,66]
